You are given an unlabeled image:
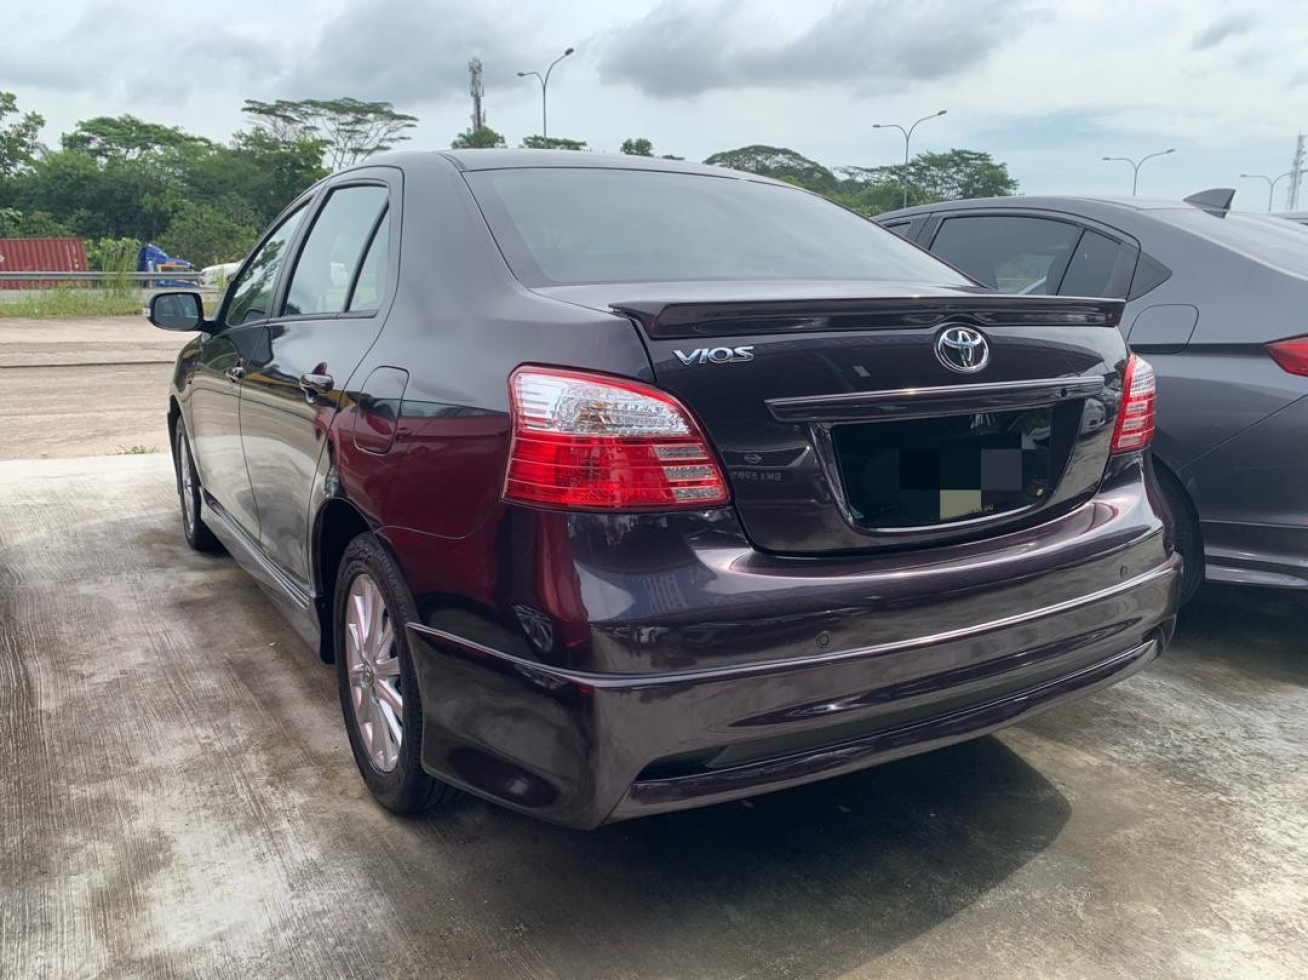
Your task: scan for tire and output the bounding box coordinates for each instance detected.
[1157,466,1203,606]
[174,418,221,553]
[334,533,454,814]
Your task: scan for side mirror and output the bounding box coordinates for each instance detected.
[148,291,206,332]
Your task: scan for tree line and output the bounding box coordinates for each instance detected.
[0,91,1017,270]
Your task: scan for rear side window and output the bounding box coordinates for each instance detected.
[1059,229,1126,298]
[348,211,390,312]
[1128,251,1172,300]
[465,169,966,287]
[930,216,1080,293]
[284,185,388,316]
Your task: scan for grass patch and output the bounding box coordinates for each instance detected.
[115,445,160,455]
[0,287,143,318]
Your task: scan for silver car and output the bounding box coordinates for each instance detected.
[880,191,1308,603]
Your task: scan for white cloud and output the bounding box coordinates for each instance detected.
[2,0,1306,202]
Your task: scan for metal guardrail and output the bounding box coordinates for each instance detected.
[0,271,203,283]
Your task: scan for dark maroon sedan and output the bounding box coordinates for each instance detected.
[148,150,1179,829]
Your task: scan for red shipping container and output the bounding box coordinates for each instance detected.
[0,238,89,290]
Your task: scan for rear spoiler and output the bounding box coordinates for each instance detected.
[612,296,1124,340]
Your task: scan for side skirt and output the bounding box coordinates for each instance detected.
[201,492,323,652]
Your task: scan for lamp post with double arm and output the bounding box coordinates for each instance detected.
[1239,171,1305,212]
[873,110,948,208]
[517,47,575,140]
[1102,148,1176,196]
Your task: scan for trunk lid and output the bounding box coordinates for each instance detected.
[537,280,1127,555]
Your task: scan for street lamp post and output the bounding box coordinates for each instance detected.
[517,47,574,140]
[1101,148,1176,196]
[873,110,947,208]
[1239,171,1305,212]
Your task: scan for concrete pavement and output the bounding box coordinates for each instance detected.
[0,316,193,459]
[1,454,1305,980]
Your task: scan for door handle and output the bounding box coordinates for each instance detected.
[298,372,335,400]
[225,365,245,384]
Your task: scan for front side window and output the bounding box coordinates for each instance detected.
[466,168,967,287]
[283,185,389,317]
[931,215,1081,294]
[223,205,308,327]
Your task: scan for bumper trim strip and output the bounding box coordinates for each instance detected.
[406,556,1179,691]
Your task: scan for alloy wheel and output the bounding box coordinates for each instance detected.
[344,573,403,772]
[178,430,197,535]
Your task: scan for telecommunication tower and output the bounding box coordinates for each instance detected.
[469,58,486,132]
[1288,133,1305,210]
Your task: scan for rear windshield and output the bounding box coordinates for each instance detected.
[465,168,968,287]
[1155,208,1308,277]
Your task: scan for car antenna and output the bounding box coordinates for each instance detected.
[1183,188,1235,215]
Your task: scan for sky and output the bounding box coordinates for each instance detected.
[4,0,1308,210]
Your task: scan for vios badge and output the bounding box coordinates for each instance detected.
[934,325,990,374]
[673,346,755,365]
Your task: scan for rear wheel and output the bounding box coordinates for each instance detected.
[334,533,455,814]
[174,419,220,552]
[1157,466,1203,606]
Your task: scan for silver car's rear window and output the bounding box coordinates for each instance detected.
[465,167,969,287]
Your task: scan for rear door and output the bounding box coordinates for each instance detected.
[238,171,396,590]
[925,212,1137,299]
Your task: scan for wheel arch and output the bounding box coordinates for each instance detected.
[1150,453,1204,603]
[167,397,182,477]
[312,497,374,663]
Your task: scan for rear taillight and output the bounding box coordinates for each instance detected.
[504,367,730,511]
[1267,337,1308,376]
[1110,354,1156,454]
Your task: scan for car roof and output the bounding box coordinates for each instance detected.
[357,148,787,185]
[877,195,1211,222]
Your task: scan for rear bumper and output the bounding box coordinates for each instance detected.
[406,488,1179,827]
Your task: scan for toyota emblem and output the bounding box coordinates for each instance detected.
[934,325,990,374]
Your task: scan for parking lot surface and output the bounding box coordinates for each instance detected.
[1,454,1305,980]
[0,317,189,459]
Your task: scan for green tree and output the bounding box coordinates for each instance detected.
[218,131,328,226]
[827,150,1019,213]
[13,148,170,239]
[236,99,316,142]
[62,115,211,161]
[884,150,1019,208]
[0,92,44,176]
[159,200,259,268]
[0,207,72,237]
[451,126,506,149]
[243,98,417,169]
[620,138,654,156]
[520,136,587,151]
[703,145,837,193]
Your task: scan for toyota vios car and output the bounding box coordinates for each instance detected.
[149,151,1179,829]
[879,192,1308,603]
